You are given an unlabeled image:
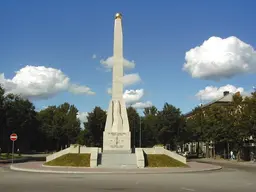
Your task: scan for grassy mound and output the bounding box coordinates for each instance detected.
[0,153,22,160]
[145,154,188,167]
[44,153,90,167]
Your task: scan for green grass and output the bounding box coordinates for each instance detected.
[0,153,22,160]
[44,153,91,167]
[145,154,188,168]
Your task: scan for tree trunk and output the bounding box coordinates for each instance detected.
[197,141,200,157]
[227,142,230,160]
[206,142,210,158]
[213,143,216,159]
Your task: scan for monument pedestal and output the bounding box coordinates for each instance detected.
[103,131,131,153]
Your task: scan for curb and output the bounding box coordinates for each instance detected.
[42,164,93,169]
[10,164,222,175]
[0,157,30,164]
[10,165,113,174]
[195,159,256,167]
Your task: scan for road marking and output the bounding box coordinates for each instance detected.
[181,187,196,191]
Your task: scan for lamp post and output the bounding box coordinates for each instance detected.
[139,117,142,148]
[133,119,136,149]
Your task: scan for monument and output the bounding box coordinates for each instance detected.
[45,13,186,168]
[103,13,131,153]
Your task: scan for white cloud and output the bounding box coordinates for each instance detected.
[106,73,141,95]
[183,36,256,81]
[76,112,88,129]
[68,84,95,95]
[123,89,144,104]
[107,87,112,95]
[100,56,135,69]
[122,73,141,87]
[0,65,95,100]
[107,88,153,109]
[92,54,97,59]
[196,84,247,101]
[132,101,153,109]
[107,73,141,95]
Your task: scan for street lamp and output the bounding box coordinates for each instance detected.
[133,119,136,149]
[139,117,142,148]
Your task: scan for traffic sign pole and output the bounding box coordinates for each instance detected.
[10,133,18,164]
[12,140,14,164]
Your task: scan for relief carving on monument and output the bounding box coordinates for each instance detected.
[109,132,127,136]
[110,136,124,148]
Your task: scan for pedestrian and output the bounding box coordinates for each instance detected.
[230,150,234,160]
[17,148,20,156]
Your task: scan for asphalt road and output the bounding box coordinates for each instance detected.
[0,162,256,192]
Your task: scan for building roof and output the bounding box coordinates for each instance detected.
[184,92,246,117]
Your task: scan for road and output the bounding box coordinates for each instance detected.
[1,162,256,192]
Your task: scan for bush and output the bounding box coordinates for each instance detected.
[154,144,164,147]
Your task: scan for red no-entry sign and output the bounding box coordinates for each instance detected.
[10,133,18,142]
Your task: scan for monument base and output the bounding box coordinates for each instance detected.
[103,131,131,152]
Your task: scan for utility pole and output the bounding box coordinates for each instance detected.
[199,95,203,157]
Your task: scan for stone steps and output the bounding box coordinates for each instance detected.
[99,153,137,168]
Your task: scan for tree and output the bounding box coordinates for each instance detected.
[37,103,81,151]
[141,106,159,147]
[127,106,140,149]
[143,106,158,116]
[230,94,251,160]
[244,92,256,142]
[184,106,204,142]
[0,91,38,152]
[157,103,183,149]
[204,105,234,158]
[57,103,81,146]
[83,107,106,147]
[0,86,6,151]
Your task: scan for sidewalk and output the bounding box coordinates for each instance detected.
[10,161,222,174]
[195,158,256,166]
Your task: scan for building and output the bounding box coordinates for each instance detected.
[183,91,255,160]
[184,91,237,119]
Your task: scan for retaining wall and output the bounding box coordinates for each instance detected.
[141,147,187,165]
[46,145,100,168]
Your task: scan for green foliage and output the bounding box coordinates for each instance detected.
[1,82,255,156]
[82,107,106,147]
[144,154,187,167]
[141,106,159,147]
[185,92,256,159]
[0,153,22,160]
[153,144,164,147]
[0,87,39,153]
[157,103,184,148]
[37,103,81,151]
[44,153,90,167]
[127,106,140,147]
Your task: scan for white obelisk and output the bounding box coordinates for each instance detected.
[103,13,131,152]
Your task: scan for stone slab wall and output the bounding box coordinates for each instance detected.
[142,147,187,164]
[46,145,100,167]
[135,148,145,168]
[46,147,71,162]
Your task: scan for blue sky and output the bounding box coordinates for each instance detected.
[0,0,255,122]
